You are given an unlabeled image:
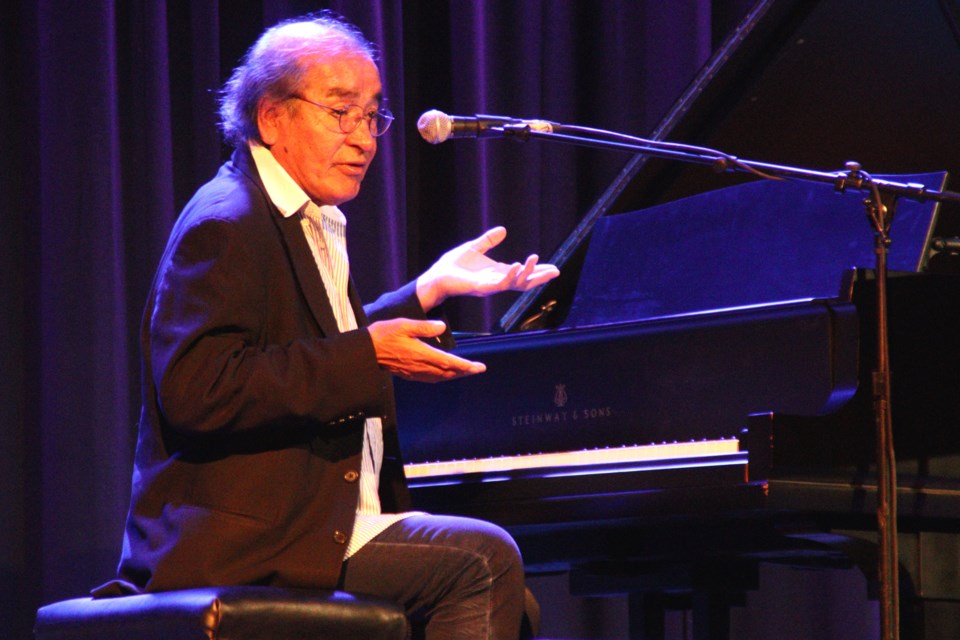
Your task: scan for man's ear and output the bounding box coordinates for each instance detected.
[257,96,284,146]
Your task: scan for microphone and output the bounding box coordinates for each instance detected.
[417,109,556,144]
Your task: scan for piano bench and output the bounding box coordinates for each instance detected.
[33,586,410,640]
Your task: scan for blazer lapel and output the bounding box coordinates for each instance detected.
[276,213,340,336]
[348,279,369,328]
[231,146,341,337]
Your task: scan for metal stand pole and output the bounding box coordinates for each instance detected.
[863,187,900,640]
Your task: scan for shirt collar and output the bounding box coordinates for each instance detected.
[248,141,347,226]
[248,140,311,218]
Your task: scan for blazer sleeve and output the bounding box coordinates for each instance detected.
[364,282,457,351]
[363,281,424,321]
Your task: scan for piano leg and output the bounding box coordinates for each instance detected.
[690,589,741,640]
[899,531,960,640]
[627,593,667,640]
[848,530,960,640]
[787,529,960,640]
[626,591,741,640]
[571,559,756,640]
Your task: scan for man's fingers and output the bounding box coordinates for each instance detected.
[369,318,486,382]
[398,342,487,382]
[405,319,447,338]
[503,255,560,291]
[514,255,538,283]
[469,226,507,254]
[524,264,561,288]
[500,261,523,284]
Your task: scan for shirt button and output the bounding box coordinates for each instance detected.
[333,530,347,545]
[343,470,359,483]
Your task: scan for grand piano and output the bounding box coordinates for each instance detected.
[395,1,960,638]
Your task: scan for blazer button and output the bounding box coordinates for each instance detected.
[343,470,359,483]
[333,530,347,545]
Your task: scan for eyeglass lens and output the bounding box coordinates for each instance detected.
[338,105,391,137]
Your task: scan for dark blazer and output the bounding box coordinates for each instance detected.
[97,147,420,595]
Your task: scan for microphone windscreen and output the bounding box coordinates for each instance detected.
[417,110,452,144]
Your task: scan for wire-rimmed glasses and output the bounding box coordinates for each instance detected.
[290,95,394,137]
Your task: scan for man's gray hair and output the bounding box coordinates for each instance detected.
[218,12,378,148]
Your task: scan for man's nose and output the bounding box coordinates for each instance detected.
[347,121,376,149]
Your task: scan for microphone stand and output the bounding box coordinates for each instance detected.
[501,123,960,640]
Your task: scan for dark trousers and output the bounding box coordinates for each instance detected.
[339,514,533,639]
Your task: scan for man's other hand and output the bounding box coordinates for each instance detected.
[416,226,560,312]
[368,318,486,382]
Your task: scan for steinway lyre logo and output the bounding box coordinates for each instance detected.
[553,383,568,408]
[510,383,612,427]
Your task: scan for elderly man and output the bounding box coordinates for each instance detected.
[95,12,558,640]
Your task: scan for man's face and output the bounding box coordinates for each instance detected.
[262,53,382,206]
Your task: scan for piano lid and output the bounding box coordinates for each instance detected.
[501,0,960,332]
[564,172,944,328]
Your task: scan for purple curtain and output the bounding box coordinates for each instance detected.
[0,1,749,637]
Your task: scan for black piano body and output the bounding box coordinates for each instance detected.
[395,1,960,638]
[396,187,960,638]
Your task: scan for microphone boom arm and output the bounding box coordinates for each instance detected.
[499,123,960,205]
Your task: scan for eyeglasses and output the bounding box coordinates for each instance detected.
[290,95,394,137]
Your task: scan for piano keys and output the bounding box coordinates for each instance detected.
[403,437,750,527]
[403,438,743,484]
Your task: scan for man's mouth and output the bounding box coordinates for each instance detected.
[337,162,367,176]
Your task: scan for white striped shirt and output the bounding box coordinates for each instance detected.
[249,142,418,558]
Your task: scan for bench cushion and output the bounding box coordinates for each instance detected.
[34,586,409,640]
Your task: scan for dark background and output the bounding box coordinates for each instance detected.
[4,1,958,638]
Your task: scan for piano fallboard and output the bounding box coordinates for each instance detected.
[395,297,858,468]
